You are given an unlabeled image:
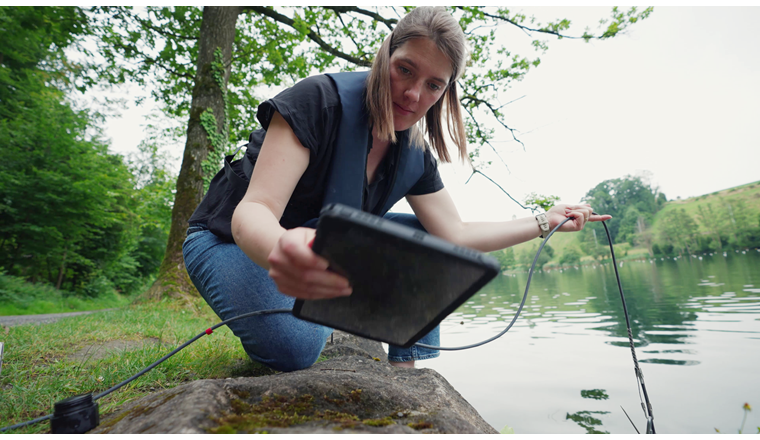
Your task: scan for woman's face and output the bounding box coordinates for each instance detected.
[389,38,453,132]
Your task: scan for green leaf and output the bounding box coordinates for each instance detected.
[499,424,515,434]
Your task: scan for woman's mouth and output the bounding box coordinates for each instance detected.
[394,103,413,115]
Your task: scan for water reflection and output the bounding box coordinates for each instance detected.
[566,410,610,434]
[444,253,760,362]
[430,253,760,434]
[567,389,612,434]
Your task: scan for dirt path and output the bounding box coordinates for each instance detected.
[0,309,117,327]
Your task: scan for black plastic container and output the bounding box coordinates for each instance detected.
[51,393,99,434]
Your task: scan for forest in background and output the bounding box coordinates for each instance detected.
[0,8,175,301]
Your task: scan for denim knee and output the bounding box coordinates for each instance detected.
[183,226,332,372]
[244,327,328,372]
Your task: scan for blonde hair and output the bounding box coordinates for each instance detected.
[365,7,468,163]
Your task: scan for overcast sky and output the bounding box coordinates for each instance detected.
[104,6,760,222]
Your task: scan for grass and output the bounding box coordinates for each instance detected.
[651,180,760,236]
[0,273,133,316]
[0,297,276,433]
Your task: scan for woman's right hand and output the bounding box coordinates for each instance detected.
[267,227,353,300]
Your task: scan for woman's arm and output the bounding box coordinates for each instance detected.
[407,188,611,252]
[231,111,352,299]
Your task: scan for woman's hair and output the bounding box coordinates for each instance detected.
[366,6,468,163]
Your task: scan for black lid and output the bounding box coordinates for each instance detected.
[54,393,95,415]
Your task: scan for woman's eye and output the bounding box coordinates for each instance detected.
[429,83,441,91]
[399,66,410,75]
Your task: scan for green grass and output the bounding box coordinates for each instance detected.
[0,273,134,316]
[652,180,760,236]
[0,298,276,433]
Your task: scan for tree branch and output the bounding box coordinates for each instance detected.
[324,6,396,31]
[461,102,511,173]
[333,11,362,57]
[460,89,525,150]
[455,6,592,40]
[136,17,198,42]
[243,6,372,67]
[465,169,537,214]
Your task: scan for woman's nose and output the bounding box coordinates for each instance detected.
[405,82,421,102]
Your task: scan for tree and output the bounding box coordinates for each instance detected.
[91,6,653,300]
[695,203,725,251]
[581,174,663,246]
[657,208,698,256]
[559,246,582,266]
[490,247,515,270]
[0,6,142,293]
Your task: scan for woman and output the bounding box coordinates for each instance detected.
[183,7,610,372]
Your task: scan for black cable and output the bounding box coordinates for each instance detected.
[0,414,53,433]
[0,308,292,433]
[94,308,292,401]
[598,219,656,434]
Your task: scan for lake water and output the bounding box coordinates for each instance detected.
[424,251,760,434]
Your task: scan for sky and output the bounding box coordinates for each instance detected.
[103,6,760,222]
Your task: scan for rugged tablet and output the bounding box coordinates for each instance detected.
[292,204,500,348]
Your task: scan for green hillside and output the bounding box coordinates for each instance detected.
[494,180,760,271]
[652,180,760,235]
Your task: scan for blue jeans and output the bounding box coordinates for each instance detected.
[182,212,440,372]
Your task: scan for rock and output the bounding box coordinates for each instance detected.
[91,332,496,434]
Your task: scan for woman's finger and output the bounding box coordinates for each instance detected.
[271,272,353,299]
[277,233,329,271]
[589,213,612,222]
[562,209,586,230]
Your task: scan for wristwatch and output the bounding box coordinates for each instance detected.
[535,213,550,239]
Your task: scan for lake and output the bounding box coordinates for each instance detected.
[424,251,760,434]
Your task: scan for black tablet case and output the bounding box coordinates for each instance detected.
[292,204,500,348]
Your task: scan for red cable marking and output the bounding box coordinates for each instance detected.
[205,328,213,335]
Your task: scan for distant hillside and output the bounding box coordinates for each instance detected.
[496,180,760,270]
[652,180,760,235]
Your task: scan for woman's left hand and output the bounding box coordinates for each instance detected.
[546,204,612,233]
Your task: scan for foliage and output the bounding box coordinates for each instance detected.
[126,138,177,278]
[3,7,655,301]
[88,6,654,158]
[0,7,175,297]
[582,174,664,246]
[510,178,760,265]
[651,188,760,256]
[558,246,583,266]
[523,192,560,213]
[0,7,135,293]
[490,247,515,270]
[517,242,553,269]
[0,271,132,316]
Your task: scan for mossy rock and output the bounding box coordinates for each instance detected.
[91,334,496,434]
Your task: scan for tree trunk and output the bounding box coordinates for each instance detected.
[143,6,242,302]
[55,249,68,290]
